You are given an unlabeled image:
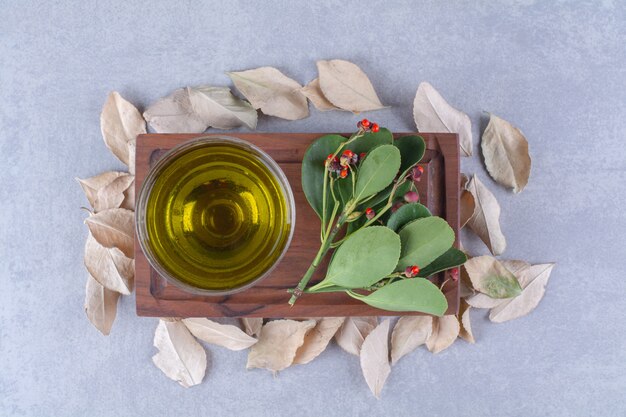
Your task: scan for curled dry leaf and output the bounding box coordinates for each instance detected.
[84,208,135,258]
[228,67,308,120]
[360,319,391,399]
[100,91,146,166]
[466,175,507,256]
[460,175,476,229]
[300,78,339,111]
[120,177,135,211]
[490,263,555,323]
[246,319,315,373]
[464,256,522,299]
[182,318,257,351]
[481,113,531,193]
[293,317,345,365]
[413,82,472,156]
[127,139,136,176]
[84,232,133,295]
[94,174,134,213]
[240,318,263,337]
[77,171,129,211]
[390,316,433,365]
[152,319,207,388]
[426,315,460,354]
[335,316,378,356]
[84,274,119,336]
[316,59,385,113]
[458,299,475,343]
[143,88,206,133]
[189,86,257,130]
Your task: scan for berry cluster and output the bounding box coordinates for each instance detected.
[326,149,360,178]
[357,118,379,133]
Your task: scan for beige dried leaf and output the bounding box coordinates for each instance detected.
[426,315,460,354]
[360,319,391,399]
[335,316,378,356]
[127,139,136,176]
[466,175,507,255]
[293,317,345,365]
[84,208,135,258]
[94,174,134,213]
[84,233,133,295]
[490,263,555,323]
[300,78,339,111]
[465,259,531,308]
[240,318,263,337]
[228,67,308,120]
[120,176,135,211]
[390,316,433,365]
[189,86,257,129]
[413,82,472,156]
[182,318,257,351]
[84,274,119,336]
[464,255,520,298]
[152,319,207,388]
[460,187,476,229]
[77,171,128,210]
[458,300,475,343]
[481,114,531,193]
[143,88,206,133]
[246,319,315,373]
[100,91,146,166]
[316,60,385,113]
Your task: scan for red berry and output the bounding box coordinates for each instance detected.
[404,191,419,203]
[417,166,424,173]
[327,154,334,160]
[339,168,348,178]
[404,265,420,277]
[371,123,380,133]
[361,118,371,128]
[342,149,354,158]
[450,268,459,281]
[359,152,366,160]
[365,207,375,220]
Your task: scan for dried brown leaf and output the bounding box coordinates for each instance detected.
[84,208,135,258]
[335,316,378,356]
[458,300,475,343]
[77,171,127,210]
[360,319,391,399]
[182,318,257,351]
[490,263,555,323]
[189,86,257,129]
[390,316,432,365]
[426,315,460,354]
[300,78,339,111]
[246,319,315,373]
[84,274,119,335]
[152,319,207,388]
[100,91,146,166]
[481,114,532,193]
[240,318,263,337]
[460,189,475,229]
[316,60,385,112]
[466,175,507,255]
[143,88,206,133]
[293,317,344,365]
[413,82,472,156]
[127,139,136,176]
[84,232,133,295]
[465,260,531,308]
[120,176,135,211]
[94,174,134,213]
[228,67,308,120]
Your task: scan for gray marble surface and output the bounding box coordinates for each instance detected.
[1,1,625,416]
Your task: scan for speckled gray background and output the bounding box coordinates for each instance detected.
[1,1,625,416]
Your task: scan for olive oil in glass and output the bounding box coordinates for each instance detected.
[139,138,294,293]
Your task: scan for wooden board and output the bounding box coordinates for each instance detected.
[135,132,460,318]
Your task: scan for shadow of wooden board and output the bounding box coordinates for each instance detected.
[134,132,460,318]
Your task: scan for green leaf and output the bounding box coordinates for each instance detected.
[309,226,401,290]
[386,203,431,232]
[417,248,467,277]
[396,217,455,271]
[359,180,411,210]
[301,134,346,219]
[354,145,401,203]
[349,127,393,155]
[394,135,426,174]
[347,279,448,315]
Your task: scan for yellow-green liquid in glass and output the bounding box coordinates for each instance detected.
[145,142,291,291]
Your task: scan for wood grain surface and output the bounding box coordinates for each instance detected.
[135,132,460,318]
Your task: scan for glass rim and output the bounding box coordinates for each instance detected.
[135,135,296,296]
